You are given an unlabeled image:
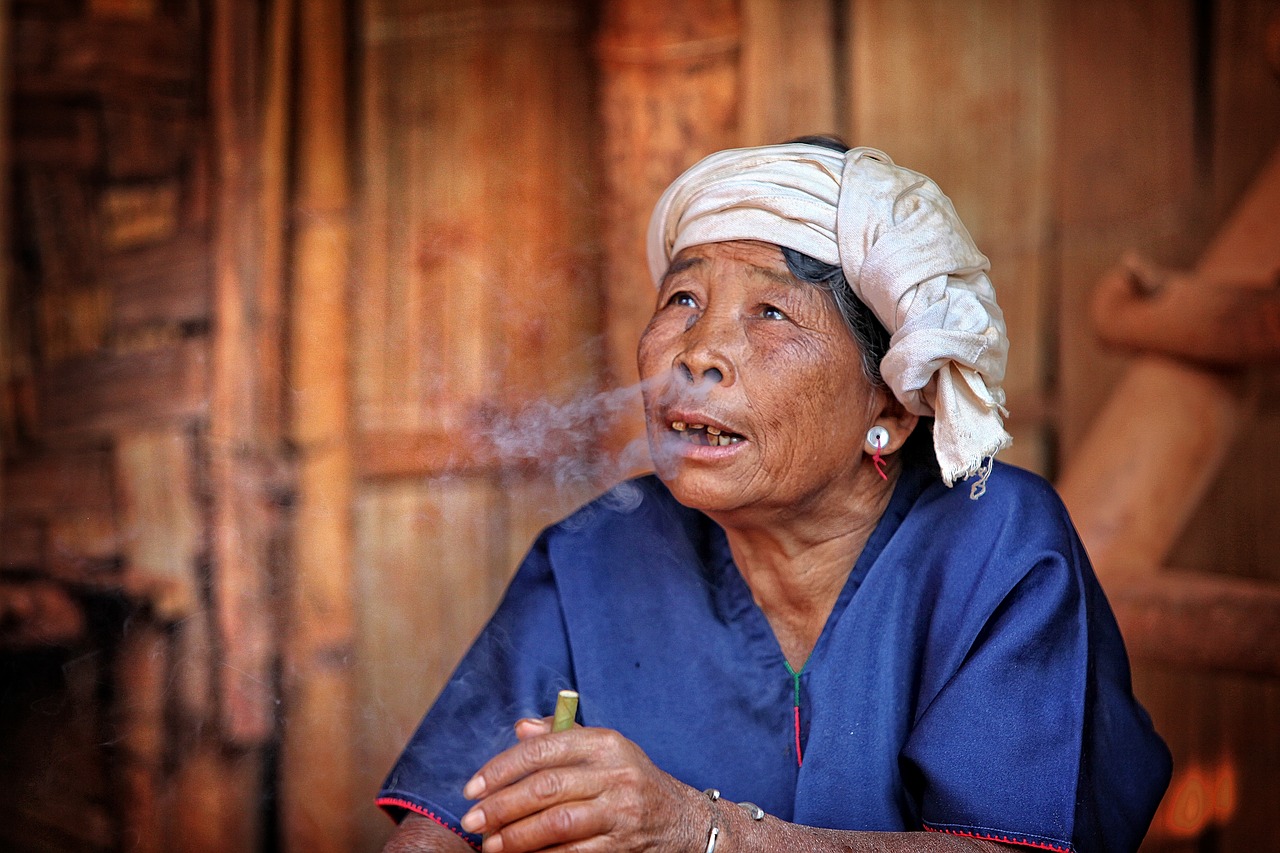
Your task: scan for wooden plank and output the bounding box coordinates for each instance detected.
[24,168,107,361]
[2,449,115,515]
[112,621,167,853]
[1108,569,1280,678]
[102,98,192,180]
[1055,0,1201,455]
[1210,0,1280,222]
[14,17,194,100]
[11,99,101,169]
[166,739,264,852]
[35,340,208,438]
[740,0,837,146]
[108,235,211,332]
[115,429,201,617]
[847,0,1054,458]
[0,580,86,648]
[283,1,355,850]
[209,0,274,747]
[99,181,180,251]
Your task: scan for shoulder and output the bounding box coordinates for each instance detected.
[895,461,1091,618]
[914,461,1078,547]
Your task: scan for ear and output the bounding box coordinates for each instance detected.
[864,390,919,456]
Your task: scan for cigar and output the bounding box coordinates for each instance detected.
[552,689,579,732]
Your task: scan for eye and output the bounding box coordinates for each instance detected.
[761,304,788,321]
[665,291,698,309]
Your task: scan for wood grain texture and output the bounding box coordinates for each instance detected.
[209,0,275,747]
[740,0,837,146]
[1055,0,1202,455]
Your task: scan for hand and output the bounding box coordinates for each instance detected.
[459,717,706,853]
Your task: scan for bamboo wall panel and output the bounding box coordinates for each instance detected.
[847,0,1054,476]
[740,0,837,146]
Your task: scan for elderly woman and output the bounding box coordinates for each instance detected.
[378,139,1171,853]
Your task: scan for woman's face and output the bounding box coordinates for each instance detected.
[637,240,884,520]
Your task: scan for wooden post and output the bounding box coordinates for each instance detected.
[1058,143,1280,571]
[282,0,356,849]
[210,0,276,746]
[0,0,9,516]
[597,0,741,447]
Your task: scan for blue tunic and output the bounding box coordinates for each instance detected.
[378,462,1171,853]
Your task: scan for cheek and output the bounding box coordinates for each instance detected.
[636,318,674,379]
[748,336,871,449]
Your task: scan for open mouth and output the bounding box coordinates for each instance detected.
[670,420,745,447]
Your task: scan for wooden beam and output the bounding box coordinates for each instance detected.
[34,340,208,439]
[1107,568,1280,678]
[1059,141,1280,570]
[209,0,277,751]
[1090,257,1280,365]
[0,580,86,648]
[282,0,356,850]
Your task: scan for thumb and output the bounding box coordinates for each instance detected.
[514,716,554,740]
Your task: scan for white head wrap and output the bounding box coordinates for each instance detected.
[647,143,1011,492]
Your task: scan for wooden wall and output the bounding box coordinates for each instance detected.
[2,1,1278,852]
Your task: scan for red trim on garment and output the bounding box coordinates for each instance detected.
[923,823,1073,852]
[376,796,482,851]
[793,704,804,767]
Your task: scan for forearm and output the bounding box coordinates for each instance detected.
[382,814,475,853]
[706,798,1011,852]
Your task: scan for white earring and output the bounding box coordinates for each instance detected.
[867,425,889,450]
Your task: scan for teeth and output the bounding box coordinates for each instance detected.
[706,427,721,435]
[690,423,704,430]
[672,421,686,431]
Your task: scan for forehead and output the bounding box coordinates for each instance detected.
[664,240,799,283]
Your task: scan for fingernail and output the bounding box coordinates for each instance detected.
[483,832,504,853]
[460,808,485,833]
[463,775,486,799]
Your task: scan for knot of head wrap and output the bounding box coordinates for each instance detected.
[647,143,1011,490]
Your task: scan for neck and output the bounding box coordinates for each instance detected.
[708,467,898,669]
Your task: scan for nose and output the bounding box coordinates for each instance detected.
[675,312,735,387]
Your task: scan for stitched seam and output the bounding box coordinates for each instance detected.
[922,822,1074,852]
[376,796,481,851]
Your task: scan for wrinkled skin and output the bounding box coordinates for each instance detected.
[637,239,895,526]
[382,241,1007,853]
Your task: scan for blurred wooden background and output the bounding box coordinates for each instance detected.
[1,0,1278,851]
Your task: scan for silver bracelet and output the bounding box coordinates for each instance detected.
[702,788,767,852]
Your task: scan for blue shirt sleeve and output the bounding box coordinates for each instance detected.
[899,499,1171,853]
[376,532,574,848]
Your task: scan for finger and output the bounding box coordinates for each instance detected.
[465,727,590,800]
[514,717,553,740]
[484,798,611,853]
[463,764,609,835]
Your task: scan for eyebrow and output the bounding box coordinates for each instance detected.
[661,256,702,283]
[661,255,799,287]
